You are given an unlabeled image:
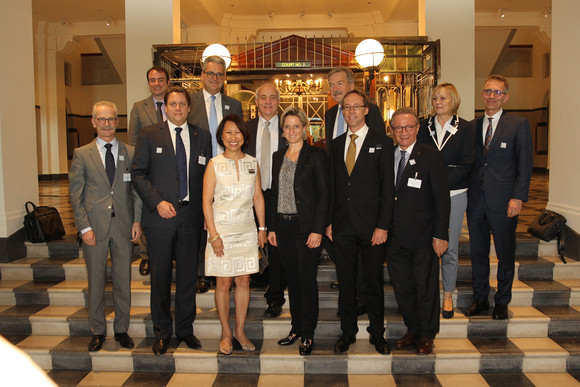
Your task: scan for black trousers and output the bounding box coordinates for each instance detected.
[325,236,367,307]
[467,196,518,306]
[333,221,385,338]
[386,231,440,339]
[276,215,320,340]
[263,189,287,307]
[146,205,201,340]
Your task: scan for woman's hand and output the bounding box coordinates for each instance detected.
[210,236,225,257]
[258,230,268,248]
[306,233,322,249]
[267,231,277,247]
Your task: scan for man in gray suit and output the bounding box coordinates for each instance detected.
[128,66,170,276]
[69,101,142,352]
[187,55,243,293]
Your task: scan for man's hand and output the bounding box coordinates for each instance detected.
[371,228,388,246]
[131,223,142,242]
[156,200,177,219]
[82,230,96,247]
[507,198,522,218]
[433,238,448,257]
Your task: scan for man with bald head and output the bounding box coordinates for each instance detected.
[246,83,287,317]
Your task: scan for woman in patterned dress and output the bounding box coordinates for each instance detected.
[202,114,267,355]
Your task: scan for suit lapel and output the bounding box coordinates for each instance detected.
[475,116,484,153]
[188,123,203,174]
[144,96,158,124]
[160,122,178,174]
[194,92,209,131]
[349,131,374,176]
[398,143,423,191]
[88,140,111,185]
[113,142,129,188]
[295,142,308,178]
[488,111,509,152]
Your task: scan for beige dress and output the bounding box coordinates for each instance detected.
[205,154,260,277]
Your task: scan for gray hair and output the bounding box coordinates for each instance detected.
[256,83,280,100]
[327,67,355,84]
[203,55,226,72]
[390,107,418,126]
[92,101,118,118]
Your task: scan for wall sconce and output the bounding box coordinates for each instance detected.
[202,44,232,69]
[497,9,505,18]
[544,8,551,18]
[106,17,112,26]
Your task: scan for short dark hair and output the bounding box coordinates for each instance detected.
[485,74,509,93]
[146,66,169,82]
[342,89,368,108]
[390,107,419,126]
[164,86,191,107]
[216,114,249,150]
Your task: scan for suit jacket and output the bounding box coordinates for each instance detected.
[417,115,475,190]
[128,95,159,146]
[324,102,386,145]
[391,142,450,250]
[245,115,286,158]
[269,142,329,235]
[187,90,243,132]
[69,139,142,241]
[468,111,533,213]
[328,129,394,238]
[131,121,212,229]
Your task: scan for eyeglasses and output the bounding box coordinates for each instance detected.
[482,89,507,96]
[204,71,225,79]
[391,124,417,133]
[343,104,365,111]
[96,117,118,124]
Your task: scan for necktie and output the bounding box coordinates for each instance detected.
[209,95,218,156]
[104,143,115,186]
[260,121,271,191]
[156,102,164,123]
[484,117,493,153]
[345,134,358,175]
[396,150,407,189]
[175,127,188,200]
[336,105,345,137]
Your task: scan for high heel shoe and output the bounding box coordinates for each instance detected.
[233,337,255,352]
[218,337,232,355]
[442,296,455,319]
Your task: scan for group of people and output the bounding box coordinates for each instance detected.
[69,57,533,358]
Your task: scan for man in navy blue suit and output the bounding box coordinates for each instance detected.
[466,74,533,320]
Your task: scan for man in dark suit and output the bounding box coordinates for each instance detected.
[466,74,533,320]
[128,66,170,276]
[187,55,243,293]
[246,83,287,318]
[327,90,394,355]
[69,101,142,352]
[386,107,450,355]
[132,86,212,355]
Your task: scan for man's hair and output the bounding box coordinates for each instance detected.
[327,67,355,84]
[390,107,419,126]
[485,74,509,93]
[256,83,280,100]
[281,106,308,128]
[146,66,170,82]
[92,101,118,118]
[430,82,461,116]
[164,86,191,107]
[341,89,368,108]
[216,114,249,150]
[202,55,226,72]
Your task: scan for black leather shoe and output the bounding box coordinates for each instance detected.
[369,335,391,354]
[264,303,282,318]
[334,334,356,353]
[177,334,202,349]
[277,332,300,346]
[114,332,134,349]
[152,339,169,355]
[395,332,418,350]
[197,280,211,293]
[299,338,313,355]
[465,299,490,317]
[492,304,509,320]
[139,259,150,276]
[88,335,105,352]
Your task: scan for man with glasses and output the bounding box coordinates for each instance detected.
[386,107,449,355]
[188,55,243,293]
[69,101,142,352]
[327,90,394,355]
[465,75,533,320]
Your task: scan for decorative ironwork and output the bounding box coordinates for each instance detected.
[275,78,323,96]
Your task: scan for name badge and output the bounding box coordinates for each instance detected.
[409,159,416,165]
[156,147,163,153]
[119,155,124,161]
[501,142,507,148]
[248,168,256,174]
[376,144,382,150]
[369,147,375,153]
[225,105,230,110]
[448,127,458,135]
[123,173,131,182]
[408,177,422,189]
[198,156,206,165]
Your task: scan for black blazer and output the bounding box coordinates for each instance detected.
[417,115,475,190]
[468,111,533,213]
[328,129,394,238]
[131,121,212,229]
[245,115,286,158]
[269,142,329,235]
[324,102,386,145]
[391,142,450,250]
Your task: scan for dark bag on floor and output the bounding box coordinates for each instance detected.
[23,201,65,243]
[528,209,567,242]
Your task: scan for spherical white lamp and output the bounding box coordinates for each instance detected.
[202,44,232,69]
[355,39,385,68]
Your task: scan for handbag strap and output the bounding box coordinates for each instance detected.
[25,201,38,214]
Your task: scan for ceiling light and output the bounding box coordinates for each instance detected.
[355,39,385,69]
[497,9,505,18]
[106,16,112,26]
[202,44,232,69]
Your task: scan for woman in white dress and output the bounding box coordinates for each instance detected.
[202,114,267,355]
